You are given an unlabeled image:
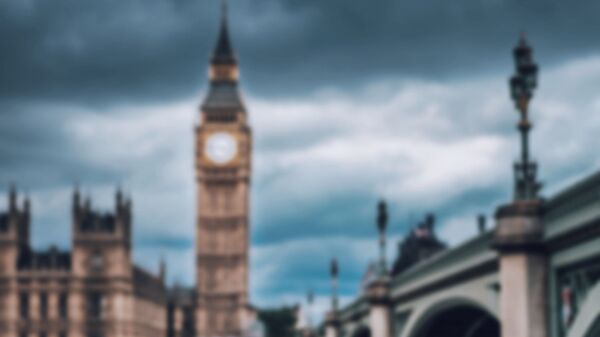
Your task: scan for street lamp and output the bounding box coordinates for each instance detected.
[306,289,314,333]
[376,200,388,275]
[330,258,339,312]
[509,34,541,200]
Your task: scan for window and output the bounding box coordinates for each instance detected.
[87,292,104,319]
[59,293,68,319]
[39,293,48,319]
[19,292,29,319]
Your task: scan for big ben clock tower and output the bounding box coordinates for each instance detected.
[195,2,252,336]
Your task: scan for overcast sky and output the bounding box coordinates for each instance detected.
[1,0,600,317]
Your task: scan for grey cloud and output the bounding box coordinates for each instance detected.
[0,102,123,188]
[1,0,599,305]
[2,0,600,104]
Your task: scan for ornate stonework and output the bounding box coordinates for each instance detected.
[194,7,252,337]
[0,187,168,337]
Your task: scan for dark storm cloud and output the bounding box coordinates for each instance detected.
[1,0,600,308]
[1,0,600,103]
[0,0,217,103]
[0,101,123,188]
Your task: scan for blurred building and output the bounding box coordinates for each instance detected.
[390,214,447,277]
[319,37,600,337]
[321,171,600,337]
[167,2,254,337]
[0,187,167,337]
[0,3,254,337]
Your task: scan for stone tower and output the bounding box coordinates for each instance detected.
[71,188,134,337]
[195,2,252,336]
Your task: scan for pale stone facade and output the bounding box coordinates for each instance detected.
[194,10,252,337]
[0,187,168,337]
[1,6,251,337]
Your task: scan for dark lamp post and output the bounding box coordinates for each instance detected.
[376,200,388,275]
[509,34,541,201]
[330,258,338,312]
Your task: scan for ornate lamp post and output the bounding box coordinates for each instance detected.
[325,259,340,337]
[306,289,314,329]
[509,34,541,200]
[493,35,549,337]
[330,258,339,312]
[376,200,388,275]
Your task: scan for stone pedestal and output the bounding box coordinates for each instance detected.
[494,200,548,337]
[366,277,392,337]
[325,311,340,337]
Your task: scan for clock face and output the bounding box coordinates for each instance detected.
[205,132,237,164]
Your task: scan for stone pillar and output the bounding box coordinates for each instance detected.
[366,278,392,337]
[494,200,548,337]
[69,285,85,337]
[325,311,340,337]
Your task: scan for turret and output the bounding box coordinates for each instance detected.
[72,185,81,215]
[9,183,17,212]
[477,214,487,234]
[424,213,435,231]
[23,195,30,214]
[116,186,124,210]
[0,185,31,273]
[72,187,131,240]
[4,185,30,249]
[159,258,167,284]
[71,187,134,279]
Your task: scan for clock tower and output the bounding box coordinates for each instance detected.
[195,2,252,337]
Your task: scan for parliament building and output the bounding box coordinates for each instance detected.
[0,4,252,337]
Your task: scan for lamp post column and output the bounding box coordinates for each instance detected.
[366,278,392,337]
[325,259,340,337]
[494,34,548,337]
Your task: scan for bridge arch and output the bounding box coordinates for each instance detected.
[350,325,371,337]
[568,281,600,337]
[404,298,499,337]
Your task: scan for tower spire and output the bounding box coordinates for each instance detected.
[202,0,245,113]
[212,0,235,65]
[222,0,228,23]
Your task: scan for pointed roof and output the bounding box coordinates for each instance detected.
[211,0,236,65]
[202,0,245,114]
[202,81,245,112]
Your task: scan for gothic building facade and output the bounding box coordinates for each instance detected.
[0,187,168,337]
[194,7,252,337]
[169,4,254,336]
[0,4,252,337]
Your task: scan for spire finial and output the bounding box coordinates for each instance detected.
[24,193,30,213]
[159,256,167,283]
[376,200,388,275]
[519,31,527,44]
[9,183,17,211]
[116,184,123,209]
[222,0,228,23]
[211,0,236,65]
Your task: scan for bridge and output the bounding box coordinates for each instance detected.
[316,37,600,337]
[321,170,600,337]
